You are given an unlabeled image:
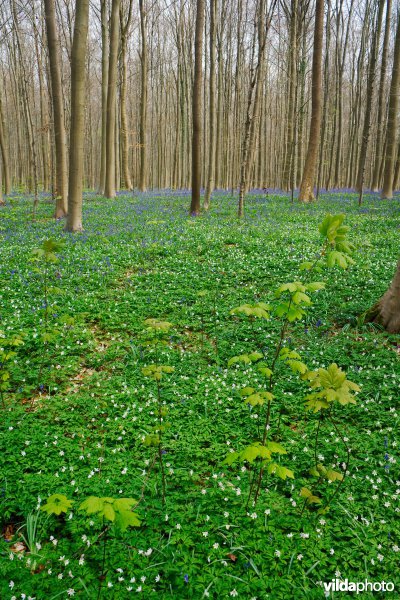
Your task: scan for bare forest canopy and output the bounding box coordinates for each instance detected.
[0,0,399,198]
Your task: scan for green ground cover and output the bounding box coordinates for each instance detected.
[0,191,399,599]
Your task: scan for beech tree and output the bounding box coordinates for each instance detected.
[44,0,68,218]
[65,0,90,232]
[381,8,400,200]
[298,0,323,202]
[104,0,120,199]
[0,1,399,197]
[139,0,148,192]
[368,261,400,333]
[190,0,205,216]
[0,94,10,196]
[204,0,217,211]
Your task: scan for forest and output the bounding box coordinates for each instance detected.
[0,0,400,598]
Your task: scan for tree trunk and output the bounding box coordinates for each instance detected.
[65,0,90,232]
[190,0,205,215]
[238,0,275,218]
[0,95,10,195]
[44,0,68,218]
[356,1,384,201]
[371,0,392,191]
[298,0,323,202]
[104,0,120,199]
[368,261,400,333]
[204,0,217,211]
[0,155,3,205]
[139,0,148,192]
[99,0,109,194]
[282,0,298,192]
[381,9,400,199]
[120,0,133,190]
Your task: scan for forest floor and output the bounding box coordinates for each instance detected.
[0,191,399,599]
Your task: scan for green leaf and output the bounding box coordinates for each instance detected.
[258,365,273,378]
[292,291,311,305]
[228,354,251,367]
[305,282,326,292]
[267,463,294,480]
[113,498,138,512]
[287,359,308,374]
[299,261,313,271]
[240,445,262,463]
[79,496,104,515]
[239,387,255,397]
[265,441,287,454]
[102,501,116,522]
[277,282,298,293]
[223,451,240,465]
[143,434,160,446]
[300,487,322,504]
[326,469,344,482]
[287,306,305,322]
[327,251,348,269]
[42,494,73,516]
[115,510,141,531]
[231,303,270,319]
[304,394,329,412]
[275,302,289,317]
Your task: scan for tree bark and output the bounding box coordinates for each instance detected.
[298,0,323,202]
[0,95,10,195]
[139,0,148,191]
[381,9,400,199]
[190,0,205,215]
[120,0,133,190]
[65,0,90,232]
[371,0,392,191]
[99,0,109,194]
[104,0,120,199]
[204,0,217,211]
[44,0,68,218]
[282,0,298,192]
[368,261,400,333]
[356,1,384,200]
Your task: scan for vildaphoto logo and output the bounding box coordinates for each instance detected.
[323,579,395,594]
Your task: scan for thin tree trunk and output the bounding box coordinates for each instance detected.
[99,0,108,194]
[65,0,90,232]
[204,0,217,210]
[282,0,298,191]
[120,0,133,190]
[381,9,400,199]
[371,0,392,191]
[190,0,205,215]
[139,0,148,191]
[356,1,384,201]
[0,95,10,195]
[298,0,323,202]
[12,0,39,212]
[104,0,120,199]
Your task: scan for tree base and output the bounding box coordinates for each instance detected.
[365,270,400,334]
